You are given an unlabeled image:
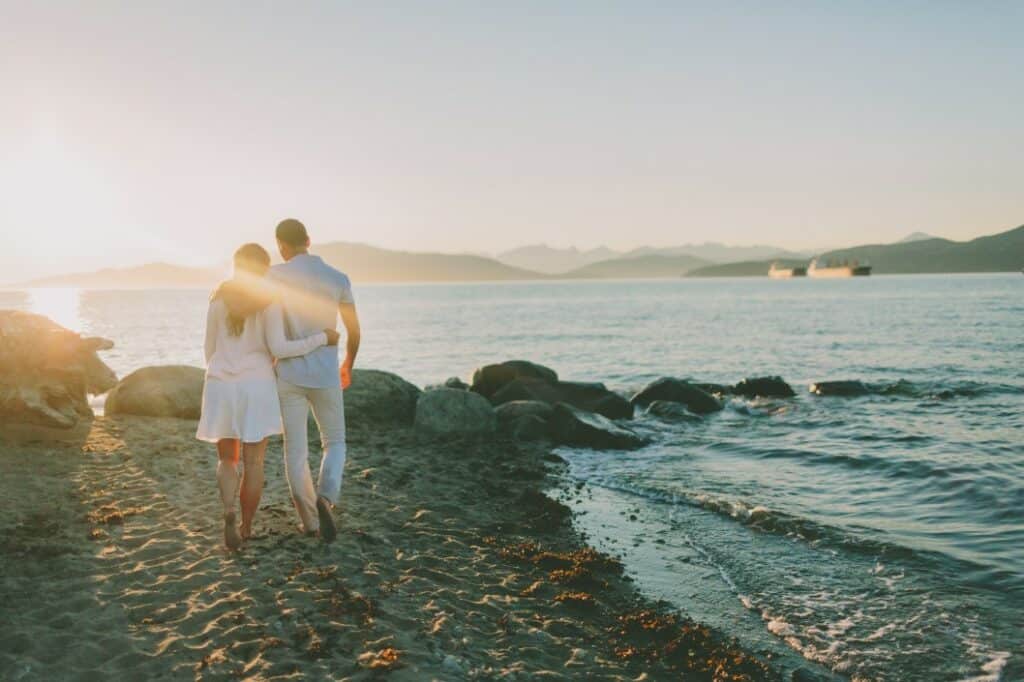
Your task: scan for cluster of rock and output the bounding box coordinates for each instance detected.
[4,311,842,454]
[412,362,802,450]
[0,311,117,429]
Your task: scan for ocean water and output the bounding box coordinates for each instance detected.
[2,274,1022,681]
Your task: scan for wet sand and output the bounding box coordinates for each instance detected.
[0,416,775,680]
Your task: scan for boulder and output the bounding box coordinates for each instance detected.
[630,378,723,415]
[495,400,554,441]
[470,360,558,399]
[557,382,633,420]
[414,388,496,437]
[549,404,647,450]
[694,382,733,397]
[491,377,563,405]
[809,380,870,397]
[495,400,555,423]
[443,376,469,390]
[346,369,422,425]
[105,365,204,419]
[733,376,795,399]
[643,400,706,423]
[0,310,116,429]
[512,414,550,441]
[491,377,632,420]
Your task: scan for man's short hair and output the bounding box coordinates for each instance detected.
[276,219,309,247]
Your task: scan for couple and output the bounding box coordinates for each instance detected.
[195,219,361,550]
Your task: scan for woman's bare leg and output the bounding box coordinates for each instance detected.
[217,439,243,550]
[239,439,267,540]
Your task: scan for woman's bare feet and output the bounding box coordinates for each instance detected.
[224,512,243,550]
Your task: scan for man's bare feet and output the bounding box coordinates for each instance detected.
[239,522,252,542]
[316,497,337,543]
[224,512,243,550]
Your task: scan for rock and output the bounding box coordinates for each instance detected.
[491,376,562,405]
[512,414,550,441]
[414,388,496,437]
[809,380,870,397]
[643,400,705,423]
[0,311,117,429]
[470,360,558,399]
[630,378,722,414]
[105,365,204,419]
[494,400,555,423]
[556,382,633,420]
[443,376,469,390]
[495,401,553,441]
[441,655,466,675]
[492,378,632,420]
[733,376,795,399]
[694,382,733,396]
[345,369,422,424]
[549,403,647,450]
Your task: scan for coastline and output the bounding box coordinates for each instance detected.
[1,415,783,680]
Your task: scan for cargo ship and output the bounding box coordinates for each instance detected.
[768,262,807,278]
[807,258,871,278]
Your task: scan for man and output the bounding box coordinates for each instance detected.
[270,218,361,542]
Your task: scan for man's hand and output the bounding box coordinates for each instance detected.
[338,302,360,391]
[324,328,340,346]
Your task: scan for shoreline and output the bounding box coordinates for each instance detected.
[1,415,786,680]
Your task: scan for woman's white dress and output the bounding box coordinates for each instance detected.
[196,301,326,443]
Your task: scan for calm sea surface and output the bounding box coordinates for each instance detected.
[3,274,1022,681]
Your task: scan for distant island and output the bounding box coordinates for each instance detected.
[9,224,1022,289]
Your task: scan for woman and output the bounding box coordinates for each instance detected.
[197,243,339,550]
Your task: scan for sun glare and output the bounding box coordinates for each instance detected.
[29,287,83,331]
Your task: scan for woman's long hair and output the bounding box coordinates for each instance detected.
[212,243,274,336]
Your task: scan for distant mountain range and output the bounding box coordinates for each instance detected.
[686,225,1024,277]
[495,244,620,275]
[817,225,1024,274]
[312,242,540,282]
[562,254,710,279]
[9,224,1022,288]
[898,232,936,243]
[19,263,223,289]
[686,259,808,278]
[493,242,806,274]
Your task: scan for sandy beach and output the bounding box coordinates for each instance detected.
[0,415,776,680]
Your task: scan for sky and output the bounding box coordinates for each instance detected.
[2,2,1022,282]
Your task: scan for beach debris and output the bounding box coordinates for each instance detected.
[554,591,597,607]
[608,610,778,680]
[630,378,723,415]
[549,403,647,450]
[0,310,116,429]
[414,387,497,436]
[357,647,402,670]
[105,365,204,419]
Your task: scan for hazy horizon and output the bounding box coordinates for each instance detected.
[3,3,1023,281]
